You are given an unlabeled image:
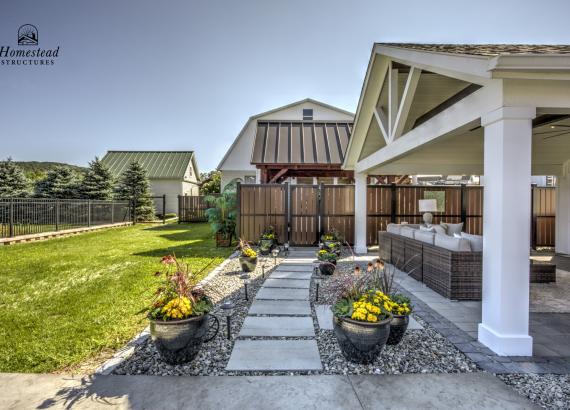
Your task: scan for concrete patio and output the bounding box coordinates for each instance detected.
[0,372,538,409]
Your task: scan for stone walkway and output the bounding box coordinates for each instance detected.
[226,249,322,372]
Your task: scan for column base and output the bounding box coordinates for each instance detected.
[478,323,533,356]
[354,245,368,255]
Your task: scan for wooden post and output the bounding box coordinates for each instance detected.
[236,182,241,240]
[9,198,14,238]
[460,184,467,228]
[390,183,397,223]
[284,182,290,244]
[162,194,166,224]
[318,183,325,243]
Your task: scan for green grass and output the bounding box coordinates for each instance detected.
[0,222,231,373]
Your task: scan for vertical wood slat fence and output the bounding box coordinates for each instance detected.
[178,195,220,222]
[234,183,555,247]
[0,198,131,238]
[532,186,556,247]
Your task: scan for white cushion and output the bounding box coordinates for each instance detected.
[434,234,471,252]
[461,232,483,252]
[401,226,416,239]
[415,230,435,245]
[432,225,447,236]
[419,225,435,232]
[441,222,464,236]
[386,224,401,235]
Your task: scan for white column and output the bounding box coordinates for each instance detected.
[478,106,535,356]
[333,177,339,185]
[354,172,367,254]
[556,162,570,255]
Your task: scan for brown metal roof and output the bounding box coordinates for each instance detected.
[251,121,353,165]
[378,43,570,57]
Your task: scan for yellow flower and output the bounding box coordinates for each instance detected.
[161,296,192,319]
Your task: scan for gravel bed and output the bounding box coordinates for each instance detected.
[312,259,477,375]
[113,255,475,377]
[498,374,570,410]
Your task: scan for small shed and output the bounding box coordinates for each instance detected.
[101,151,201,215]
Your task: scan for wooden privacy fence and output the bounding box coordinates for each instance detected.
[178,195,220,222]
[236,183,556,247]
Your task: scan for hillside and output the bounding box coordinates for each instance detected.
[14,161,88,181]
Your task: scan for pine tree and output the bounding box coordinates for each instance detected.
[114,161,155,221]
[80,157,114,200]
[0,158,30,198]
[35,166,81,199]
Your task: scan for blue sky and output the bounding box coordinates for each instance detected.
[2,0,570,172]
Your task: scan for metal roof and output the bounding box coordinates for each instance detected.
[251,121,353,165]
[378,43,570,57]
[101,151,196,180]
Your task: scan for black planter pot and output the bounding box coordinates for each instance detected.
[333,315,392,364]
[386,315,409,345]
[239,256,258,272]
[259,238,275,255]
[319,261,336,275]
[150,314,216,364]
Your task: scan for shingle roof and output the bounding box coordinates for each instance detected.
[251,121,353,165]
[379,43,570,57]
[101,151,195,179]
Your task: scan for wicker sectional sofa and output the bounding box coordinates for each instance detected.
[379,227,482,300]
[379,225,556,301]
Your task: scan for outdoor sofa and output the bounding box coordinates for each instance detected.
[378,223,555,301]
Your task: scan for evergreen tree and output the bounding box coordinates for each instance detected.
[0,158,30,198]
[80,157,114,200]
[114,161,155,221]
[35,166,81,199]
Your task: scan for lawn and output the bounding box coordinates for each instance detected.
[0,222,232,373]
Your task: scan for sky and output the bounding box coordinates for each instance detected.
[2,0,570,172]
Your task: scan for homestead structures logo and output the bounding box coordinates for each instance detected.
[18,24,38,45]
[1,24,60,66]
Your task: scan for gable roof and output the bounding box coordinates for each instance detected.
[217,98,354,169]
[251,121,353,165]
[378,43,570,57]
[101,151,199,180]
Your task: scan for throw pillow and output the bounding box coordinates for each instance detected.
[433,225,446,236]
[441,222,464,236]
[419,225,435,232]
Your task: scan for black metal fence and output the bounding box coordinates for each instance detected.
[0,198,132,238]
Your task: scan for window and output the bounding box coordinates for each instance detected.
[303,108,313,120]
[244,175,256,184]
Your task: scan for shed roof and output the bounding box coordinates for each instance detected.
[251,121,353,165]
[101,151,197,180]
[378,43,570,57]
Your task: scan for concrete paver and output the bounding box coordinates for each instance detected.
[255,287,309,300]
[226,340,322,371]
[249,300,311,316]
[239,316,315,337]
[262,278,310,289]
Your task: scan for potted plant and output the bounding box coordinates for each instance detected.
[386,293,413,345]
[332,287,393,364]
[259,226,277,255]
[147,255,219,364]
[321,229,341,254]
[317,249,337,275]
[205,181,237,247]
[238,238,258,272]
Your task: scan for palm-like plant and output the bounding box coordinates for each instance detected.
[205,179,238,240]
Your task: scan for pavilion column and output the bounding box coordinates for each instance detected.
[555,162,570,255]
[354,172,367,254]
[478,106,535,356]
